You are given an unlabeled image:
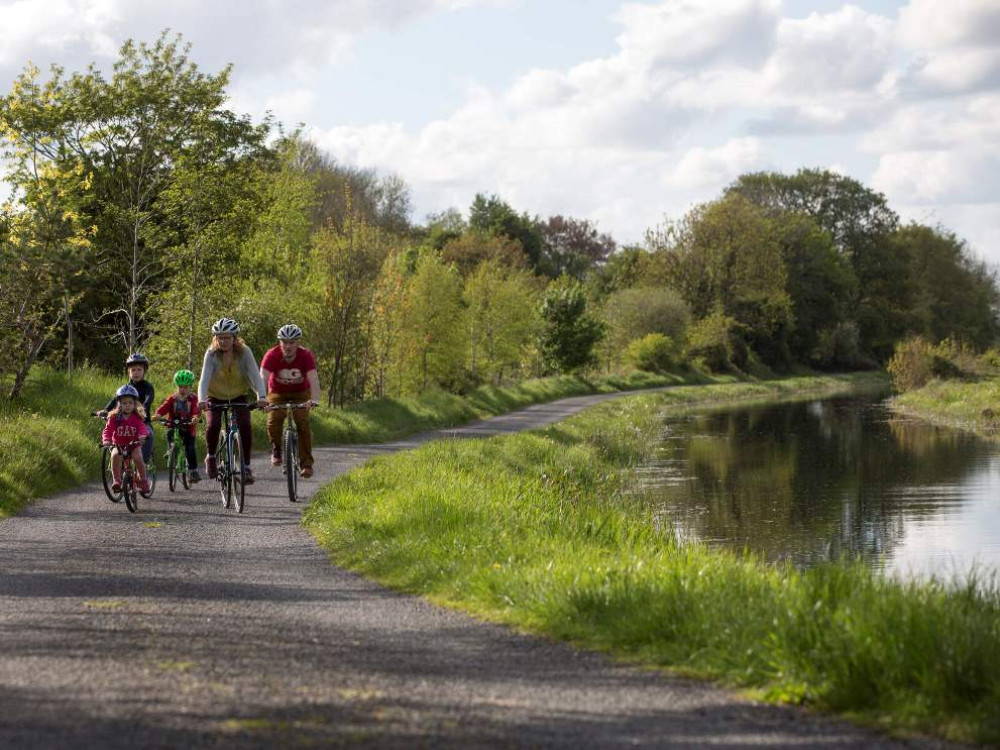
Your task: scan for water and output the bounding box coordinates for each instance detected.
[635,394,1000,582]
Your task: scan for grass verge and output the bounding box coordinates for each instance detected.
[304,372,1000,745]
[0,366,719,518]
[892,377,1000,437]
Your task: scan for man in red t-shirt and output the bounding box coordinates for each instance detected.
[260,324,321,478]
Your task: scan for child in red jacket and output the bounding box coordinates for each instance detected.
[102,384,152,494]
[155,369,202,483]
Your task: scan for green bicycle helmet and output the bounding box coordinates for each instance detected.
[173,369,196,387]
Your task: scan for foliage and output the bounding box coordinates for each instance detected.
[440,231,527,277]
[464,260,541,384]
[598,286,689,370]
[625,333,678,374]
[397,252,467,392]
[538,276,605,373]
[651,194,792,369]
[686,309,743,373]
[537,214,615,279]
[469,193,544,272]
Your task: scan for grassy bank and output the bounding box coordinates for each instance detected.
[0,366,715,518]
[892,377,1000,437]
[304,372,1000,745]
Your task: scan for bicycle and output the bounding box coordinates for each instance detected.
[94,413,123,503]
[267,402,314,503]
[101,439,146,513]
[204,402,258,513]
[156,417,199,492]
[93,410,157,500]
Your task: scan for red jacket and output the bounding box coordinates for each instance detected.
[155,393,200,436]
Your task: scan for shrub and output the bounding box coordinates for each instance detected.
[686,310,740,373]
[887,337,935,392]
[625,333,677,374]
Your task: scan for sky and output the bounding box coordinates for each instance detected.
[1,0,998,260]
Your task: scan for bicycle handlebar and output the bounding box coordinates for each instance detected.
[265,402,316,411]
[203,402,260,411]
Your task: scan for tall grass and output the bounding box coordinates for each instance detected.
[893,377,1000,436]
[304,375,999,745]
[0,366,720,517]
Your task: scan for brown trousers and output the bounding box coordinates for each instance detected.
[266,391,314,468]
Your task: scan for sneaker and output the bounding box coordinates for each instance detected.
[188,470,201,484]
[300,466,313,479]
[205,455,218,479]
[111,482,122,493]
[244,466,255,485]
[141,479,152,494]
[270,446,282,467]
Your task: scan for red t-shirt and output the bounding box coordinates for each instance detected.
[155,393,200,436]
[261,345,317,395]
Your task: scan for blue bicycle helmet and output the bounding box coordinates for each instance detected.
[116,384,140,400]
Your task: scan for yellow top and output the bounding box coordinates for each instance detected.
[207,360,249,401]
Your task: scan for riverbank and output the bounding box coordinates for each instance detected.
[0,365,714,518]
[892,377,1000,437]
[304,372,999,745]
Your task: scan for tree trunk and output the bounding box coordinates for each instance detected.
[64,294,74,384]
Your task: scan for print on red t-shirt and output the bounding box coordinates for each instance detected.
[261,346,317,394]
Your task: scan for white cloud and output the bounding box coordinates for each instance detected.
[668,138,766,189]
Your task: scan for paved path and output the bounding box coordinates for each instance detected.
[0,391,955,748]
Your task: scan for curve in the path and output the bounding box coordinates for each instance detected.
[0,390,956,749]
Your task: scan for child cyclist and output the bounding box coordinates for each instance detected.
[154,370,202,484]
[102,353,155,465]
[102,384,152,494]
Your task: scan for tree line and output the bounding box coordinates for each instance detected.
[2,33,997,401]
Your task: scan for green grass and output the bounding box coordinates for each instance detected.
[892,377,1000,436]
[0,366,730,518]
[304,373,1000,745]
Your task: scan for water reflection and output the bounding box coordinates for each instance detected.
[636,396,1000,580]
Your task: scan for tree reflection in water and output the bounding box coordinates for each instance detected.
[633,396,995,574]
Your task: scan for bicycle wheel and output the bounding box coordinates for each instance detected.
[101,446,122,503]
[284,429,298,503]
[180,449,190,490]
[231,432,246,514]
[219,435,231,509]
[167,441,178,492]
[123,470,138,514]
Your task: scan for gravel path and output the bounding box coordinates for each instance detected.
[0,391,957,748]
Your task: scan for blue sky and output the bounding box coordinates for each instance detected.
[2,0,998,260]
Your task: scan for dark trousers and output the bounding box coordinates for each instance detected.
[205,397,253,465]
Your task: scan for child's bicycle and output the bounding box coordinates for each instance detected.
[93,411,157,500]
[155,417,200,492]
[204,402,258,513]
[267,402,313,503]
[93,413,123,504]
[101,439,146,513]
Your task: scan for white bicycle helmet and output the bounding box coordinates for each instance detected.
[211,317,240,335]
[116,384,140,400]
[277,323,302,341]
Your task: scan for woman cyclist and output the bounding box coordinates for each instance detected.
[196,318,268,484]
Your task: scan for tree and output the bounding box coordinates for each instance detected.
[538,215,615,279]
[651,194,792,368]
[598,287,689,370]
[469,193,544,271]
[397,252,467,392]
[464,261,541,383]
[0,67,93,397]
[538,277,604,373]
[893,224,1000,350]
[727,168,907,360]
[310,202,393,406]
[441,231,528,277]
